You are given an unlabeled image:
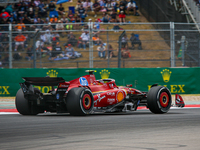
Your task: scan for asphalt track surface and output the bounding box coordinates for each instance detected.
[0,108,200,150]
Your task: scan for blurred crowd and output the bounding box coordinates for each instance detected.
[0,0,141,67]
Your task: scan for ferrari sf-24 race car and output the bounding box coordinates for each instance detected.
[15,70,185,116]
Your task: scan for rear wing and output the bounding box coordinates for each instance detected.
[22,77,65,86]
[20,77,66,96]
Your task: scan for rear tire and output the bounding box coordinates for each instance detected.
[15,88,39,115]
[66,87,94,116]
[147,86,172,114]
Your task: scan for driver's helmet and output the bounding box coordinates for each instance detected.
[109,83,114,89]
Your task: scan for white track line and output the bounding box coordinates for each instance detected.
[0,112,19,115]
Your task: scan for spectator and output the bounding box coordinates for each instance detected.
[130,33,142,50]
[1,38,9,52]
[102,12,111,23]
[119,11,126,24]
[99,0,105,7]
[113,23,123,31]
[75,3,81,11]
[0,18,9,29]
[119,1,126,14]
[38,1,47,17]
[67,10,75,22]
[35,18,44,31]
[92,34,103,45]
[44,29,52,44]
[17,2,27,19]
[23,14,32,25]
[33,14,39,24]
[40,33,47,43]
[110,9,118,22]
[27,7,35,19]
[67,32,75,39]
[67,34,78,47]
[100,6,107,12]
[87,18,93,29]
[65,21,74,30]
[43,20,51,29]
[56,20,64,30]
[94,19,100,29]
[121,34,129,48]
[49,1,56,11]
[51,42,63,60]
[77,5,87,22]
[65,44,82,58]
[58,4,65,17]
[78,37,84,49]
[61,15,69,23]
[36,39,44,55]
[80,31,90,49]
[15,19,26,31]
[5,3,13,14]
[75,15,82,29]
[7,13,17,24]
[121,46,131,58]
[93,25,100,36]
[34,0,41,7]
[93,0,101,17]
[97,43,106,58]
[50,15,58,23]
[0,9,10,19]
[107,44,116,58]
[25,47,33,61]
[105,1,113,12]
[14,32,26,51]
[52,32,60,41]
[65,44,75,58]
[13,52,22,60]
[82,0,93,12]
[127,0,136,15]
[111,1,117,9]
[28,0,36,9]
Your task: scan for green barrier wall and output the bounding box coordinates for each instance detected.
[0,68,199,96]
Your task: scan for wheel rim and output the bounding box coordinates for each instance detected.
[159,92,169,108]
[82,94,92,110]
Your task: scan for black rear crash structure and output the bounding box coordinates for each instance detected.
[16,77,67,115]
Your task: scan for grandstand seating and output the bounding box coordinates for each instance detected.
[1,0,177,68]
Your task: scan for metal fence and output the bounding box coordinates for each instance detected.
[0,22,199,68]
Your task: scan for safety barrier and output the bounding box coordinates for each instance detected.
[0,67,199,96]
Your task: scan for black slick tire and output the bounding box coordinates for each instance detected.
[15,88,39,115]
[65,87,94,116]
[147,86,172,114]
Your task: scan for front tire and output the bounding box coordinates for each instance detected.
[147,86,172,114]
[65,87,94,116]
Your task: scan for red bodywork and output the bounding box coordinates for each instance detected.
[58,74,145,108]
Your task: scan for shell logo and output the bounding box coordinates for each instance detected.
[116,91,124,102]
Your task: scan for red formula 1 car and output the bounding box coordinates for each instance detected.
[15,70,185,116]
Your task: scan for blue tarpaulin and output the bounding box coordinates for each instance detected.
[56,0,69,4]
